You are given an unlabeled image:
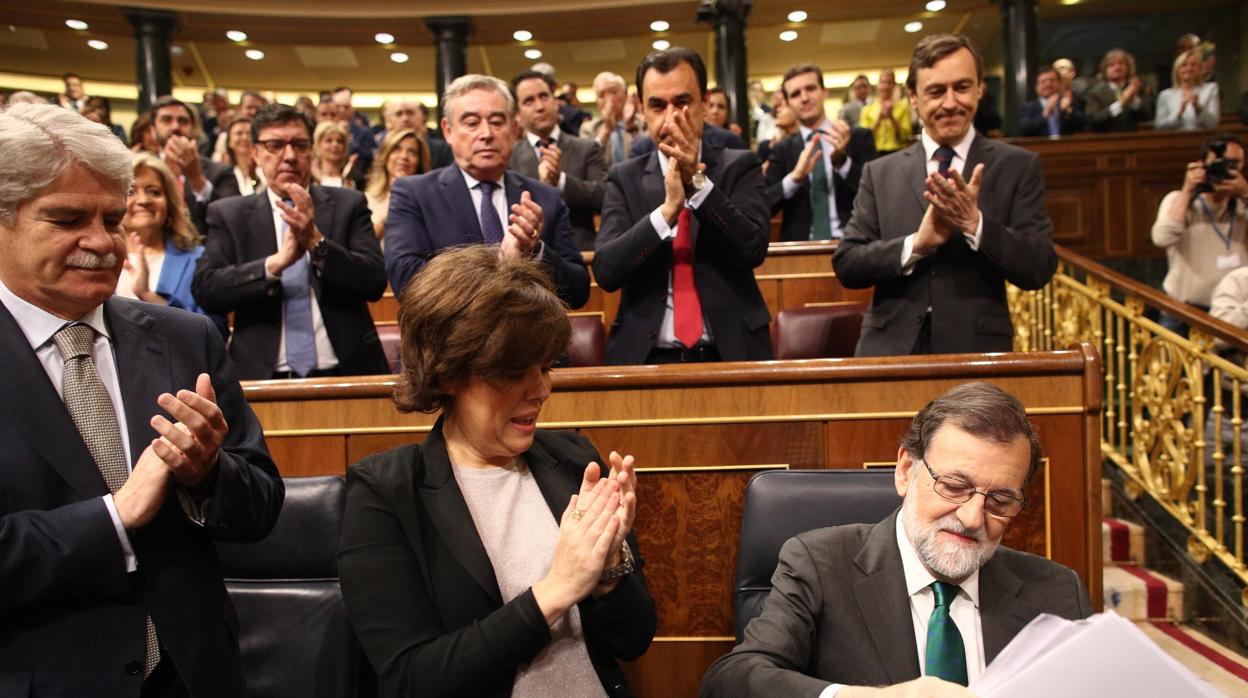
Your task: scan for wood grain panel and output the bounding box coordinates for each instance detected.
[369,293,398,323]
[345,432,423,465]
[823,418,913,469]
[620,640,735,698]
[265,435,347,477]
[578,422,823,470]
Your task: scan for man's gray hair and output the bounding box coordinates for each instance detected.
[592,71,627,94]
[442,74,515,123]
[0,103,133,226]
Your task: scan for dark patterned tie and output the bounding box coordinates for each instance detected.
[934,145,956,177]
[925,581,968,685]
[53,324,161,677]
[536,137,554,159]
[477,180,505,244]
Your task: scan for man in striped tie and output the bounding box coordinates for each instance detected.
[0,103,284,697]
[702,382,1091,697]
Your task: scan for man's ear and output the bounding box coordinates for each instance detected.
[895,446,916,497]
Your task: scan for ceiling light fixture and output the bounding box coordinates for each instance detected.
[650,20,670,32]
[787,11,808,23]
[375,32,395,44]
[904,21,924,33]
[513,30,533,42]
[65,19,89,31]
[390,52,409,63]
[652,39,671,50]
[925,0,947,11]
[226,30,248,42]
[87,39,109,50]
[525,48,543,59]
[244,49,265,60]
[779,30,798,42]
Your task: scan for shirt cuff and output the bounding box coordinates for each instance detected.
[1108,100,1124,118]
[686,179,715,209]
[649,207,677,241]
[834,157,853,179]
[782,174,800,200]
[963,212,984,250]
[557,171,567,192]
[901,232,924,275]
[103,494,138,573]
[818,684,844,698]
[176,488,209,526]
[190,179,213,203]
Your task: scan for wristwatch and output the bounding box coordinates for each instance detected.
[310,236,329,265]
[599,542,636,583]
[688,171,708,192]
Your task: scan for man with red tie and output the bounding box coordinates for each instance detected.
[593,47,772,365]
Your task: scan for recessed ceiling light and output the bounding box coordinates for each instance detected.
[375,32,395,44]
[779,30,798,42]
[787,10,808,23]
[390,52,409,63]
[244,49,265,60]
[1060,0,1081,4]
[524,48,543,59]
[652,39,671,50]
[650,20,670,32]
[513,30,532,42]
[65,19,89,31]
[925,0,947,10]
[904,21,924,33]
[170,45,184,56]
[226,30,248,42]
[87,39,109,50]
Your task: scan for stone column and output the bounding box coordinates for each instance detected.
[425,17,473,125]
[1001,0,1038,137]
[699,0,752,143]
[123,8,177,113]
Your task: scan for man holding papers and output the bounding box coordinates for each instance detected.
[701,383,1091,697]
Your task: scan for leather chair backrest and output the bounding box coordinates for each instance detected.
[217,476,372,698]
[567,315,606,367]
[376,324,401,374]
[774,302,869,360]
[734,469,901,641]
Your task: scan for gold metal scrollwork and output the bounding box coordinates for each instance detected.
[1132,337,1201,523]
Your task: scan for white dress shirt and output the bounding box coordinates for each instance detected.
[781,117,855,238]
[265,187,340,373]
[647,147,716,348]
[0,278,138,572]
[900,128,986,273]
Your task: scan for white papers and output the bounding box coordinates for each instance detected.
[970,611,1225,698]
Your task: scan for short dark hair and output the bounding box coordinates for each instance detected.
[62,72,80,84]
[1200,131,1245,159]
[151,96,199,133]
[394,246,571,414]
[635,47,708,100]
[1036,63,1057,78]
[239,90,266,105]
[900,382,1043,484]
[781,64,825,99]
[906,34,984,93]
[250,103,314,142]
[510,70,557,98]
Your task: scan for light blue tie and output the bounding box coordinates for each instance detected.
[279,205,316,377]
[611,124,626,165]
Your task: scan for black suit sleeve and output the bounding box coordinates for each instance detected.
[764,137,796,214]
[560,140,607,212]
[315,191,387,301]
[537,197,591,309]
[381,178,429,299]
[976,152,1057,290]
[192,201,276,315]
[1018,101,1048,137]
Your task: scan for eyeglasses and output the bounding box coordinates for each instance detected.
[922,460,1025,518]
[256,138,312,155]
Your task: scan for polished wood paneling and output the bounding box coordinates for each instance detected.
[620,640,735,698]
[265,434,346,478]
[579,422,823,470]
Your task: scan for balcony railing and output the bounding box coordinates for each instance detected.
[1011,247,1248,600]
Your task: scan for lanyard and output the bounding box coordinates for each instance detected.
[1198,196,1236,252]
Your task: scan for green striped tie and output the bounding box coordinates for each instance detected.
[925,581,968,685]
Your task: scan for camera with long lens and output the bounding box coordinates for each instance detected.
[1199,139,1233,194]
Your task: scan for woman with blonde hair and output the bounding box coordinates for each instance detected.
[312,119,357,187]
[365,128,429,240]
[1156,49,1220,131]
[118,151,227,335]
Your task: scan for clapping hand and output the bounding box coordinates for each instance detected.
[501,190,543,258]
[925,164,984,236]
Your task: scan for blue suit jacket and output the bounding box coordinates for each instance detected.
[383,165,590,308]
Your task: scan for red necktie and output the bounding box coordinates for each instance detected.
[673,208,703,348]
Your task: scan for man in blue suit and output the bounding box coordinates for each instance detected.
[383,75,589,308]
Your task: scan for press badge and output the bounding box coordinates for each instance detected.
[1217,253,1242,270]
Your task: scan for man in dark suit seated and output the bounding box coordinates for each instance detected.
[0,102,284,698]
[509,70,608,252]
[701,382,1091,698]
[383,74,590,307]
[192,103,390,380]
[593,47,772,365]
[766,63,877,241]
[1018,63,1085,137]
[833,34,1057,356]
[151,96,240,234]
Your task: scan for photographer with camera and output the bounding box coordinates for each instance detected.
[1152,133,1248,335]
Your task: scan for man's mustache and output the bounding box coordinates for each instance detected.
[66,250,118,270]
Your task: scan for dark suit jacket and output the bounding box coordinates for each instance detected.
[0,298,284,698]
[832,137,1057,356]
[700,511,1092,697]
[185,156,241,235]
[1017,96,1086,137]
[509,131,608,251]
[338,420,656,698]
[383,165,590,308]
[192,185,389,380]
[629,124,748,158]
[593,145,772,364]
[764,127,877,241]
[1084,80,1155,132]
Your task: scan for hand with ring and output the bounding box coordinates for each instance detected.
[501,190,544,259]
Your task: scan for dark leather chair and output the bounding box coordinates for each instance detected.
[773,302,869,359]
[376,323,401,373]
[216,476,374,698]
[567,314,606,367]
[734,469,901,641]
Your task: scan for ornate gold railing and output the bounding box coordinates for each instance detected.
[1010,247,1248,599]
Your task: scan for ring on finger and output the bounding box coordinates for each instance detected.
[570,508,586,523]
